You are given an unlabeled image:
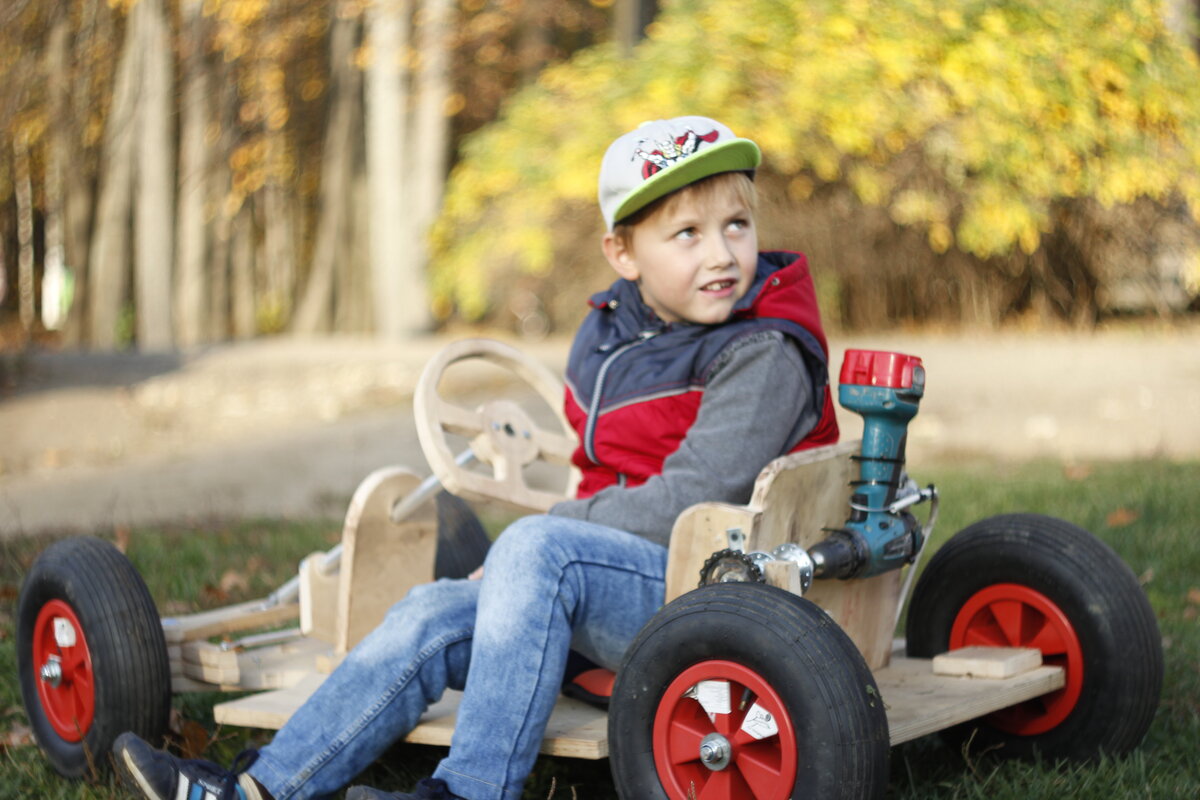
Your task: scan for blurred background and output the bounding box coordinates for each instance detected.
[2,0,1200,532]
[0,0,1198,352]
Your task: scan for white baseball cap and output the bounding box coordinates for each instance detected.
[598,116,762,230]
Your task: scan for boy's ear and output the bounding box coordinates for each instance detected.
[602,232,640,282]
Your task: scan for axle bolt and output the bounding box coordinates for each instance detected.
[41,656,63,688]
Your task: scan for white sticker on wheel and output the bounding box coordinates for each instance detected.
[696,680,731,716]
[53,617,77,648]
[740,702,779,740]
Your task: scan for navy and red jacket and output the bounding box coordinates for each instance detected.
[563,250,840,499]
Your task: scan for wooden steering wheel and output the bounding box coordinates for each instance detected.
[414,338,581,512]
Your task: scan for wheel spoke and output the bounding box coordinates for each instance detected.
[987,599,1027,646]
[961,615,1007,647]
[61,644,87,673]
[696,767,750,800]
[1025,616,1067,655]
[735,742,784,798]
[668,715,711,765]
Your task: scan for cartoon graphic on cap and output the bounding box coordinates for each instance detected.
[633,129,721,179]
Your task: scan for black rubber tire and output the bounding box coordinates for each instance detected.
[17,536,172,778]
[433,491,491,579]
[906,513,1162,761]
[609,582,889,800]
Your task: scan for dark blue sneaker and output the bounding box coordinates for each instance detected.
[114,731,262,800]
[346,777,466,799]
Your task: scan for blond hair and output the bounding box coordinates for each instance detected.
[611,171,757,251]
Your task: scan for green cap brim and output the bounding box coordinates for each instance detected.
[611,139,762,227]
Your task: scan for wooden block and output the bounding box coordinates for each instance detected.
[233,637,334,691]
[299,551,340,644]
[180,637,333,691]
[764,560,804,595]
[183,659,240,685]
[878,656,1064,745]
[182,641,239,670]
[932,647,1043,679]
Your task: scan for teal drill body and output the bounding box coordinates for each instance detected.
[808,351,927,580]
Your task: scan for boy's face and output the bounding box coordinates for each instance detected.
[602,188,758,326]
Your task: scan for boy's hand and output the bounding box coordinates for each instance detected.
[469,566,485,580]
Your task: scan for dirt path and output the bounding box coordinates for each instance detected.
[2,327,1197,536]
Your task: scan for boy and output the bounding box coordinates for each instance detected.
[114,116,838,800]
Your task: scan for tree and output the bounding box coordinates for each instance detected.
[431,0,1200,328]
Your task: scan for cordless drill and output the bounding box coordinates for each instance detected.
[807,349,928,580]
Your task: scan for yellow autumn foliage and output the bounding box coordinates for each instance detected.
[431,0,1200,321]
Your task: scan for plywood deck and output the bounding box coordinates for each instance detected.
[213,652,1064,759]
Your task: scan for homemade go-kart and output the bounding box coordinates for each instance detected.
[18,339,1164,799]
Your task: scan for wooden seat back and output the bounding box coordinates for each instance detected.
[665,441,901,670]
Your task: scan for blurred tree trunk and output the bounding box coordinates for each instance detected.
[0,220,6,310]
[261,182,296,331]
[293,13,361,334]
[42,15,70,333]
[14,134,35,333]
[338,170,372,331]
[231,206,256,338]
[133,0,175,349]
[408,0,451,329]
[366,0,419,338]
[58,0,108,346]
[88,9,140,349]
[208,63,238,341]
[614,0,657,56]
[175,0,210,347]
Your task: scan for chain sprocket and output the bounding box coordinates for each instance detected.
[698,548,765,587]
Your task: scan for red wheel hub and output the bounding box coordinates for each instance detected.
[652,660,797,800]
[950,583,1084,735]
[32,599,95,742]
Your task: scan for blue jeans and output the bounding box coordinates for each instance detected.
[247,515,668,799]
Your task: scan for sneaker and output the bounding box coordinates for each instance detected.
[113,731,261,800]
[346,777,466,800]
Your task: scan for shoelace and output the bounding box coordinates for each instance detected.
[175,748,260,799]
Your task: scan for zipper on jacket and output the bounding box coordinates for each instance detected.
[584,330,658,466]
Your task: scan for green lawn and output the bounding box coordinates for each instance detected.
[2,458,1197,799]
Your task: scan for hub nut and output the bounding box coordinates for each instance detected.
[40,655,63,688]
[699,732,732,771]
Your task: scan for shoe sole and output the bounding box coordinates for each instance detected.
[116,744,169,800]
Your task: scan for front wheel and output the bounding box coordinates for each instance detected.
[17,536,171,778]
[609,582,889,800]
[906,513,1162,760]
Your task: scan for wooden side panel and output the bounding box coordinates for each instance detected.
[662,441,899,669]
[335,467,439,655]
[664,503,760,603]
[751,441,900,670]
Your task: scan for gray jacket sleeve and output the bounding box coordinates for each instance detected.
[550,331,820,547]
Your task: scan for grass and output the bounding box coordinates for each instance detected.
[2,458,1198,799]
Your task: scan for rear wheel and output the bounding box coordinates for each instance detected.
[906,513,1162,760]
[433,491,491,579]
[17,537,171,778]
[609,582,889,799]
